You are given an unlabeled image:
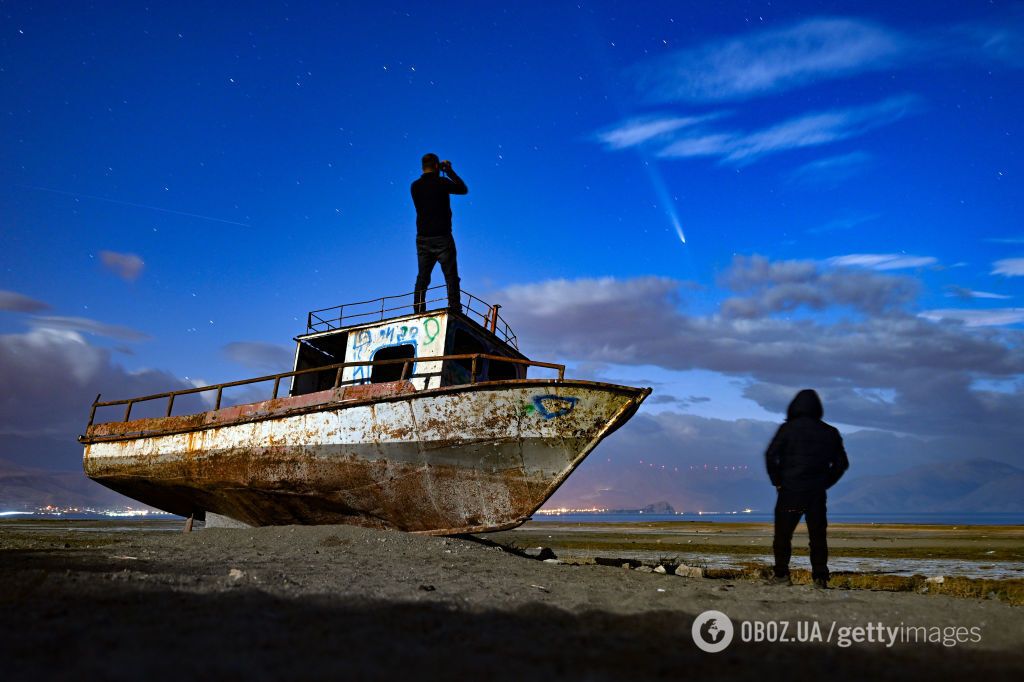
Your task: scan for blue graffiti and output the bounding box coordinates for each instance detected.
[532,395,579,420]
[396,325,419,343]
[351,330,373,359]
[349,322,420,383]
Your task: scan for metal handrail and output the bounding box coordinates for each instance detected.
[305,286,518,348]
[87,353,565,427]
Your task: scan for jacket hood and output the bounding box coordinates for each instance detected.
[786,389,823,421]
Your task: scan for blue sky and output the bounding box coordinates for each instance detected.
[2,2,1024,508]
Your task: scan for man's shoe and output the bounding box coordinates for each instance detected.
[768,574,792,586]
[813,577,830,589]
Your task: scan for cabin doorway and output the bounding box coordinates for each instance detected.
[370,344,416,383]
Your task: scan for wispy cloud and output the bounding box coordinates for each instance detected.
[0,290,50,313]
[946,286,1011,301]
[30,316,150,341]
[595,114,718,150]
[828,253,937,270]
[636,17,908,103]
[986,236,1024,245]
[652,133,733,159]
[993,258,1024,277]
[788,151,874,186]
[656,95,919,164]
[919,308,1024,327]
[807,212,881,235]
[956,13,1024,69]
[99,250,145,282]
[634,14,1024,105]
[597,13,1024,171]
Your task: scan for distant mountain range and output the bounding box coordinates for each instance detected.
[0,457,136,510]
[548,457,1024,515]
[829,458,1024,513]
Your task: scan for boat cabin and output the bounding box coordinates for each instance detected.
[290,287,528,395]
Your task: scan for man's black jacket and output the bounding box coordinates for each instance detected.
[411,170,468,238]
[765,389,849,492]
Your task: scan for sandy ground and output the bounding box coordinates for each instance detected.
[1,520,1021,681]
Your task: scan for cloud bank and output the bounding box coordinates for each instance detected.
[498,257,1024,450]
[223,341,295,372]
[0,327,193,438]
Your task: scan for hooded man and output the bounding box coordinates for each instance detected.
[765,389,849,588]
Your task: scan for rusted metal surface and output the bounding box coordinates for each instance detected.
[83,380,650,534]
[488,304,501,333]
[86,382,416,441]
[85,354,565,430]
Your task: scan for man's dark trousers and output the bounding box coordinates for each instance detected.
[773,489,829,581]
[414,234,460,313]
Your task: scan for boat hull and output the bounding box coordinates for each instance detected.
[82,380,649,534]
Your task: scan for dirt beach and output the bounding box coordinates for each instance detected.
[1,520,1021,681]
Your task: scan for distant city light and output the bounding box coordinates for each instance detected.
[535,507,609,515]
[537,507,760,516]
[636,459,750,472]
[7,504,174,518]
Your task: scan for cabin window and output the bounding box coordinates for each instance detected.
[487,358,519,381]
[370,344,416,383]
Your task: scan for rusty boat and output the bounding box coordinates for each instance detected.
[79,287,650,534]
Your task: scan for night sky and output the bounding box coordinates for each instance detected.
[2,2,1023,511]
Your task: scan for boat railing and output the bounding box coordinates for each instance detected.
[85,353,565,428]
[306,286,518,349]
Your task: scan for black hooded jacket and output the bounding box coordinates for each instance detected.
[765,390,849,493]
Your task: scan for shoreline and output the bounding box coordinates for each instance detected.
[494,520,1024,583]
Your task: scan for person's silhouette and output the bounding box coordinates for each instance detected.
[411,153,468,312]
[765,389,849,588]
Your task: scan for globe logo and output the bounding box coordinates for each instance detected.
[692,610,734,653]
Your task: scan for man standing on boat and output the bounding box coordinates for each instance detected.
[765,389,849,589]
[411,153,468,313]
